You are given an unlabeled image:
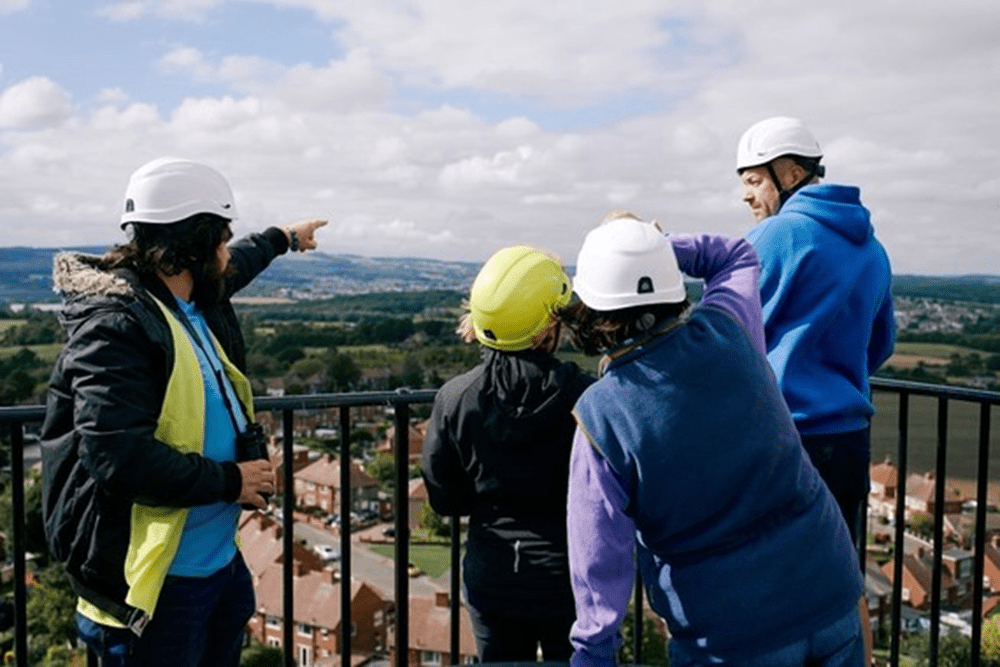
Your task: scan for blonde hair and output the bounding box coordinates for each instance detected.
[455,299,566,354]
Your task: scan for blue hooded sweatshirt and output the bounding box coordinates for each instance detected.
[746,183,895,436]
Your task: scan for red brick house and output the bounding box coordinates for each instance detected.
[250,565,392,667]
[388,592,477,667]
[904,472,964,517]
[375,421,428,465]
[266,439,312,495]
[239,511,325,577]
[881,551,960,610]
[295,454,381,515]
[239,512,393,666]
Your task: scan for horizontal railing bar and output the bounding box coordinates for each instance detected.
[2,378,998,666]
[872,377,1000,404]
[252,389,439,412]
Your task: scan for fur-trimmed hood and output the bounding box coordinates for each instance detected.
[51,252,158,340]
[52,252,133,299]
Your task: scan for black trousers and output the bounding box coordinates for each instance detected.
[800,426,871,569]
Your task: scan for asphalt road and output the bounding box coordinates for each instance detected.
[292,521,446,599]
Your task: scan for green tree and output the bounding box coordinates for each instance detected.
[983,613,1000,659]
[26,564,78,655]
[987,354,1000,372]
[38,645,80,667]
[902,630,974,667]
[420,501,450,539]
[366,454,396,490]
[908,512,935,540]
[326,353,361,392]
[240,641,283,667]
[617,608,668,665]
[0,312,63,346]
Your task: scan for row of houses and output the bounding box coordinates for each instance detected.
[239,511,477,667]
[866,458,1000,635]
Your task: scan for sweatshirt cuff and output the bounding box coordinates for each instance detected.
[262,226,290,255]
[221,461,243,503]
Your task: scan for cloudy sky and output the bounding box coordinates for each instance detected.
[0,0,996,275]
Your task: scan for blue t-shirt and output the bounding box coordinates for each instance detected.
[169,297,244,577]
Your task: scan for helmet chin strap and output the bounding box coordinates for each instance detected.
[766,159,825,211]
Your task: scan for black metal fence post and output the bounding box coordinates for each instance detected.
[10,422,27,667]
[890,389,909,667]
[393,395,411,667]
[928,398,948,667]
[971,401,992,667]
[340,405,353,665]
[283,408,295,667]
[450,516,461,664]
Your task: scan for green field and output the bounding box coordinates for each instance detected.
[0,343,63,363]
[870,388,1000,487]
[891,341,988,358]
[367,543,459,579]
[0,320,27,333]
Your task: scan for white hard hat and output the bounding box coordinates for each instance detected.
[120,157,238,227]
[736,116,822,173]
[573,217,686,312]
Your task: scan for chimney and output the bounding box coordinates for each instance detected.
[435,592,449,608]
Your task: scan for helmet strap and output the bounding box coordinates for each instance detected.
[768,158,823,211]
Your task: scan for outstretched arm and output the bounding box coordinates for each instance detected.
[669,234,765,355]
[225,218,328,296]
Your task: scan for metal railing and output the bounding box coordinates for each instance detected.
[1,378,998,666]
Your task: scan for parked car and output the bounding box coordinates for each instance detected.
[314,544,340,562]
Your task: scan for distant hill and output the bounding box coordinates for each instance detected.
[892,274,1000,304]
[0,246,482,305]
[2,246,998,306]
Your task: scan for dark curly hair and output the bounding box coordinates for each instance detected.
[106,213,233,309]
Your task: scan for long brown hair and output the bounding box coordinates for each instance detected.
[106,213,233,309]
[558,299,690,356]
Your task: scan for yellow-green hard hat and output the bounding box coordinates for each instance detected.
[470,246,571,351]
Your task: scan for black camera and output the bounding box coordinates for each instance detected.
[235,422,271,508]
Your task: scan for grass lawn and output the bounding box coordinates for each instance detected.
[368,543,461,579]
[0,320,27,333]
[892,341,987,359]
[0,343,64,362]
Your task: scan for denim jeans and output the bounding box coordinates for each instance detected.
[668,606,865,667]
[75,552,255,667]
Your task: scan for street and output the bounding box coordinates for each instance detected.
[291,521,447,599]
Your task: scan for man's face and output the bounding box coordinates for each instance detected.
[739,165,781,222]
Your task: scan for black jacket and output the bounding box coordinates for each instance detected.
[40,228,286,620]
[208,226,289,372]
[422,348,593,610]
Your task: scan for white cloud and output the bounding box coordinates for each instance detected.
[158,46,389,112]
[439,146,535,188]
[0,1,998,275]
[0,0,30,14]
[0,77,73,129]
[97,0,222,22]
